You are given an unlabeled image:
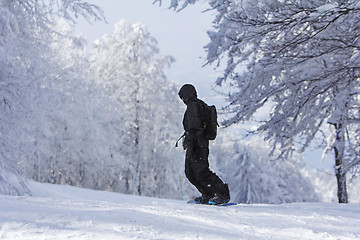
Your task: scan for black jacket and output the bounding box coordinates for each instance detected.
[178,84,206,150]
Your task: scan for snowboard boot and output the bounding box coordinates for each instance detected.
[208,184,230,205]
[194,194,213,204]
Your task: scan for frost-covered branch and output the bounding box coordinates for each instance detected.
[7,0,105,27]
[153,0,199,11]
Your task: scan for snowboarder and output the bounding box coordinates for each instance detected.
[178,84,230,205]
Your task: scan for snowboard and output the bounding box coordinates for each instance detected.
[187,200,237,206]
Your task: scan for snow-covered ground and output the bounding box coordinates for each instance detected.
[0,182,359,240]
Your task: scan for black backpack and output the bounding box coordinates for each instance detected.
[175,99,218,147]
[199,100,218,140]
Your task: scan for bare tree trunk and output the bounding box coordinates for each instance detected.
[332,122,348,203]
[134,79,142,196]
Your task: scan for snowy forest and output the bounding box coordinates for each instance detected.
[1,0,360,204]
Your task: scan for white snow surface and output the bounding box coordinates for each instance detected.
[0,181,359,240]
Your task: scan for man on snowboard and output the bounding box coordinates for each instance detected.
[178,84,230,205]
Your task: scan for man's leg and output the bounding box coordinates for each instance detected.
[194,139,230,203]
[185,149,214,198]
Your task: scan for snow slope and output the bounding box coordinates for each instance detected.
[0,182,359,240]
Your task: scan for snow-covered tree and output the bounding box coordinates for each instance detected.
[205,0,360,203]
[1,0,197,200]
[21,20,130,193]
[0,0,103,195]
[90,20,185,199]
[161,0,360,203]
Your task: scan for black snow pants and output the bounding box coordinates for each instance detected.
[184,134,227,198]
